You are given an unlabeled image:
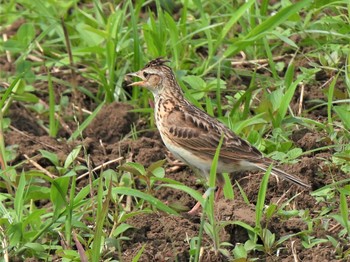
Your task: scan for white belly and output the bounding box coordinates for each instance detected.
[159,131,210,172]
[160,131,255,174]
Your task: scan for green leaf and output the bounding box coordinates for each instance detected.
[232,113,267,134]
[287,148,303,160]
[265,204,277,220]
[246,0,309,39]
[24,242,45,253]
[339,191,350,235]
[8,222,23,246]
[112,187,178,215]
[147,159,166,173]
[215,0,255,48]
[14,172,26,222]
[48,72,58,137]
[51,177,70,219]
[132,244,146,262]
[276,75,304,126]
[112,223,133,237]
[150,167,165,178]
[76,23,105,46]
[255,165,272,229]
[92,173,110,262]
[39,150,59,166]
[206,0,312,75]
[17,23,35,46]
[64,145,82,169]
[16,60,36,83]
[327,74,338,131]
[233,243,248,259]
[236,181,250,205]
[1,77,25,115]
[262,228,275,249]
[12,92,38,103]
[182,75,206,90]
[272,32,298,48]
[333,105,350,130]
[119,162,146,177]
[223,173,234,200]
[165,12,180,64]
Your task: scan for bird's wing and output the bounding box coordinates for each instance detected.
[164,104,311,189]
[165,104,264,163]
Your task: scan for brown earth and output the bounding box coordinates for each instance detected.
[1,18,346,259]
[4,91,346,261]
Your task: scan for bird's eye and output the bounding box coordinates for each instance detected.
[143,72,149,78]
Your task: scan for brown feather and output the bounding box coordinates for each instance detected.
[128,58,311,189]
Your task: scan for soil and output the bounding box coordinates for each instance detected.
[4,95,347,261]
[2,20,347,262]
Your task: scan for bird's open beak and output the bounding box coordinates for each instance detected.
[126,72,146,87]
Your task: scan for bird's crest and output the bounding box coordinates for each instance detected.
[145,57,170,68]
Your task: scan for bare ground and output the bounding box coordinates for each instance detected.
[2,18,347,260]
[4,95,346,261]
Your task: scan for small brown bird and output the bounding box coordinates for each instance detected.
[127,58,310,214]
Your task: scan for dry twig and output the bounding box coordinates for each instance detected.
[24,154,57,178]
[77,157,123,181]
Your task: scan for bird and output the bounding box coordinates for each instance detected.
[127,57,311,214]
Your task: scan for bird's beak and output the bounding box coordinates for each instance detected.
[126,72,146,87]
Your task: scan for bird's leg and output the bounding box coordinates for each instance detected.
[215,186,223,202]
[187,186,212,214]
[188,185,223,215]
[215,174,225,202]
[187,201,202,215]
[149,99,155,108]
[187,174,225,215]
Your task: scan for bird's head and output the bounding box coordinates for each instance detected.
[126,58,180,96]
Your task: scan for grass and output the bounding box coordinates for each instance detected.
[1,0,350,260]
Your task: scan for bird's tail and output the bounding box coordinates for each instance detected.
[252,163,311,189]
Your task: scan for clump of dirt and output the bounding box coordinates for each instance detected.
[82,102,165,168]
[122,213,196,261]
[5,101,162,172]
[5,104,73,166]
[85,102,137,143]
[291,128,332,151]
[7,103,46,136]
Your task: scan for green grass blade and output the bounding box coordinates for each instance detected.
[165,12,180,65]
[91,176,110,262]
[14,172,26,222]
[51,177,69,220]
[327,73,339,133]
[339,190,350,236]
[132,244,146,262]
[48,71,59,137]
[205,0,312,75]
[245,0,311,39]
[112,187,178,215]
[214,0,255,49]
[276,75,304,127]
[162,183,204,206]
[1,77,24,115]
[236,181,250,205]
[65,175,76,247]
[223,173,234,200]
[255,165,272,231]
[209,135,224,189]
[68,102,105,141]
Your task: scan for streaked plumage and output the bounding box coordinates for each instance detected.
[127,58,310,213]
